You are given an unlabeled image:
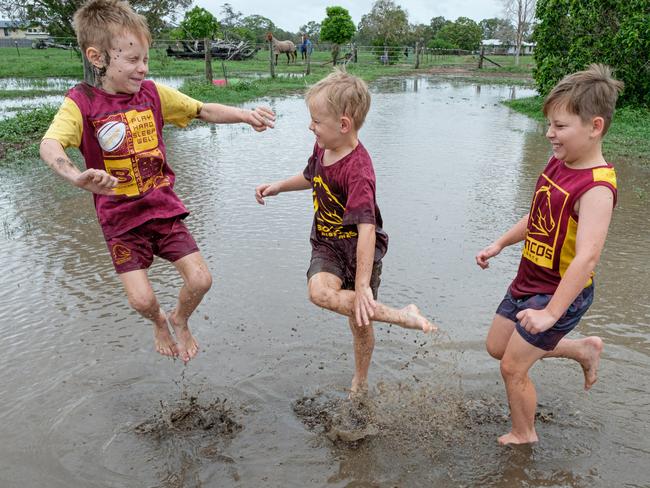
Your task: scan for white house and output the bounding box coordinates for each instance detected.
[482,38,535,55]
[0,20,49,40]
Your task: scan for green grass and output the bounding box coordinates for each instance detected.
[504,96,650,166]
[0,105,58,162]
[0,89,66,100]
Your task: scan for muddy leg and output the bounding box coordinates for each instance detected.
[348,316,374,396]
[119,270,178,358]
[170,252,212,363]
[308,272,437,332]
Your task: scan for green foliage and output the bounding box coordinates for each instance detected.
[178,6,220,40]
[320,6,356,45]
[438,17,482,51]
[0,106,57,144]
[427,37,458,50]
[357,0,410,45]
[534,0,650,107]
[2,0,191,37]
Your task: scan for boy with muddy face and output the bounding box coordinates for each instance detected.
[39,0,275,363]
[255,70,437,396]
[476,64,623,445]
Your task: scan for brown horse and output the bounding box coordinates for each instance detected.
[266,32,296,65]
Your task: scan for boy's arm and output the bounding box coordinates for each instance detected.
[40,138,117,195]
[354,223,377,327]
[476,213,529,269]
[198,103,275,132]
[517,186,614,334]
[255,173,310,204]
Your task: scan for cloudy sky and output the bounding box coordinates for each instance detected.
[193,0,505,32]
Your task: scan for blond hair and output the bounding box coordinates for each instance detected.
[305,69,371,129]
[543,64,624,135]
[73,0,151,54]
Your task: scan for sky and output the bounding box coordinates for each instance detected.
[193,0,505,33]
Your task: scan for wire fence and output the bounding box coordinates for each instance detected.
[2,36,531,82]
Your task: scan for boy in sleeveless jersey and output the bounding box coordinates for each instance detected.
[476,64,623,444]
[255,70,437,396]
[40,0,275,363]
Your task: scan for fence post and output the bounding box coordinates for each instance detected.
[268,39,276,78]
[305,46,311,76]
[414,41,420,69]
[204,37,213,83]
[353,43,358,63]
[478,46,484,69]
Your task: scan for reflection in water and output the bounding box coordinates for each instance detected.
[0,77,649,487]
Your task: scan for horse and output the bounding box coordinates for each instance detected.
[266,32,296,65]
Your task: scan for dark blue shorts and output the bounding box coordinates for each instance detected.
[496,285,594,351]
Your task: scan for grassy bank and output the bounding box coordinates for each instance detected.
[504,96,650,166]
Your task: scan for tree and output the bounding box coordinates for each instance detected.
[0,0,191,38]
[479,17,515,42]
[240,14,276,43]
[429,16,451,38]
[503,0,536,64]
[437,17,482,51]
[299,20,321,43]
[534,0,650,107]
[357,0,410,46]
[320,6,356,64]
[177,6,220,40]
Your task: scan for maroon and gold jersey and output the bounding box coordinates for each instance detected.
[44,81,202,239]
[510,156,617,298]
[303,142,389,263]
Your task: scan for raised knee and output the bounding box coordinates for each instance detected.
[128,292,157,315]
[308,281,328,307]
[188,269,212,295]
[486,341,504,360]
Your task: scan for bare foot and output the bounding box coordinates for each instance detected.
[402,304,438,333]
[349,377,369,400]
[579,336,604,390]
[152,308,178,358]
[498,431,538,445]
[168,310,199,363]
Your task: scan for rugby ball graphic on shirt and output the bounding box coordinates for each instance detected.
[97,121,127,153]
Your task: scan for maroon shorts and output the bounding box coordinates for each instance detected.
[105,217,199,274]
[306,246,382,299]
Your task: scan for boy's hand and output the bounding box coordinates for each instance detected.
[516,308,557,335]
[354,285,376,327]
[247,106,276,132]
[255,182,280,204]
[476,242,503,269]
[73,169,118,195]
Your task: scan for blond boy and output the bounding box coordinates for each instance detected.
[255,70,436,394]
[476,64,623,444]
[40,0,275,362]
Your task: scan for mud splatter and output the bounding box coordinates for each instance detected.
[135,395,242,441]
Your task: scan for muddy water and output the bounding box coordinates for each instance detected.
[0,77,649,487]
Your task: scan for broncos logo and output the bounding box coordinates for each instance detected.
[312,176,357,238]
[312,175,345,226]
[529,184,556,237]
[112,244,132,265]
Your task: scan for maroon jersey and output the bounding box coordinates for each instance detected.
[510,156,617,298]
[66,81,188,239]
[303,142,389,262]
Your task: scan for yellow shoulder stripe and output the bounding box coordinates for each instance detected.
[592,167,617,188]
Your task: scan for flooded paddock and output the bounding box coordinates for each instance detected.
[0,76,649,487]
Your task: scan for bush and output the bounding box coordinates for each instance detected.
[534,1,650,107]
